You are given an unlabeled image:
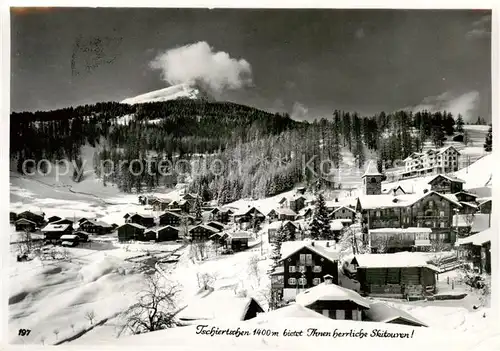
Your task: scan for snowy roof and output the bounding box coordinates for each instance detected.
[60,234,79,240]
[15,218,36,225]
[357,191,462,210]
[253,304,329,323]
[206,221,225,227]
[428,174,465,184]
[269,208,297,216]
[456,228,492,246]
[161,211,182,218]
[478,198,492,205]
[41,223,71,232]
[352,253,439,271]
[454,191,478,198]
[460,202,479,209]
[298,206,314,216]
[177,289,263,322]
[369,227,432,234]
[227,231,253,239]
[437,145,460,155]
[296,282,370,309]
[280,240,339,263]
[362,160,382,177]
[120,222,146,230]
[157,225,180,232]
[364,302,428,327]
[233,206,265,217]
[268,221,292,230]
[189,224,219,233]
[19,210,44,217]
[452,214,490,232]
[329,220,344,231]
[331,206,356,214]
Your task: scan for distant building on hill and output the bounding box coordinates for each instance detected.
[401,146,460,179]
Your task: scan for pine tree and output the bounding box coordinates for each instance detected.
[484,126,492,152]
[193,195,202,221]
[269,226,285,272]
[456,114,465,133]
[310,192,331,240]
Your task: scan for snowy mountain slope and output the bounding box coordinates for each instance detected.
[121,83,213,105]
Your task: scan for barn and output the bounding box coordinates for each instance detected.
[117,223,146,242]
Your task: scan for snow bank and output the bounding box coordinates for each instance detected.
[78,255,127,283]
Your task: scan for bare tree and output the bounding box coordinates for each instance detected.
[85,310,96,325]
[196,272,218,290]
[123,273,180,334]
[53,329,59,340]
[247,255,261,287]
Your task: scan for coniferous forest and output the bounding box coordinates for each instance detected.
[10,98,486,202]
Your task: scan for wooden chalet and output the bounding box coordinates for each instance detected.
[297,206,314,220]
[233,206,265,224]
[209,207,233,223]
[428,174,465,194]
[351,253,439,298]
[15,218,37,232]
[17,210,45,226]
[149,197,171,211]
[73,231,89,242]
[189,224,219,241]
[117,223,146,242]
[295,275,370,320]
[456,228,491,274]
[41,223,74,241]
[267,208,297,221]
[10,212,17,223]
[60,234,80,247]
[79,219,113,234]
[478,198,492,214]
[274,240,340,301]
[159,211,182,226]
[329,206,356,222]
[227,231,253,251]
[143,229,157,241]
[157,225,180,242]
[127,213,155,228]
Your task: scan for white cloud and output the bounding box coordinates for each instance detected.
[290,102,309,120]
[410,91,480,122]
[150,41,253,93]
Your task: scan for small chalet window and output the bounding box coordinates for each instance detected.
[306,254,313,265]
[376,211,381,217]
[288,278,297,285]
[313,278,321,285]
[440,211,444,217]
[298,277,307,286]
[429,200,434,207]
[298,266,306,273]
[313,265,322,273]
[440,222,445,228]
[289,266,296,273]
[370,177,376,183]
[299,254,306,264]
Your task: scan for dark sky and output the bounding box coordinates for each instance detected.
[11,8,492,121]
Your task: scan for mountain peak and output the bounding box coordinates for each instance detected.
[121,83,214,105]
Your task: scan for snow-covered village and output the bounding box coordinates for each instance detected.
[6,7,497,351]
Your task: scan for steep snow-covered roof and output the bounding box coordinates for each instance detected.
[60,234,79,240]
[268,220,298,230]
[280,240,339,263]
[331,206,356,214]
[189,224,219,233]
[269,208,297,216]
[227,231,253,239]
[120,222,146,230]
[352,253,439,271]
[357,191,462,210]
[456,228,492,246]
[364,302,428,327]
[362,160,382,177]
[177,289,263,322]
[296,282,370,309]
[41,223,71,232]
[428,174,465,184]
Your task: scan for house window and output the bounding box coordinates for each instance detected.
[440,222,445,228]
[298,266,306,273]
[336,310,345,320]
[298,278,307,286]
[440,211,444,217]
[313,265,322,273]
[288,278,297,285]
[289,266,296,273]
[376,211,381,217]
[322,309,329,317]
[299,254,305,264]
[429,200,434,207]
[313,278,321,285]
[306,254,313,265]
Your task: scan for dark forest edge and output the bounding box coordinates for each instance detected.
[10,99,492,204]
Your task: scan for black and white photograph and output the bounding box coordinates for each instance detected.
[4,5,498,350]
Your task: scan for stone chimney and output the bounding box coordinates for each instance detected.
[323,274,333,284]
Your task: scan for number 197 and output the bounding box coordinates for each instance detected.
[18,329,31,336]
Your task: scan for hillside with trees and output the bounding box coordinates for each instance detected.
[10,99,489,202]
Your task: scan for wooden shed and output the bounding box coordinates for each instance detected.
[117,223,146,242]
[157,226,180,242]
[351,253,438,298]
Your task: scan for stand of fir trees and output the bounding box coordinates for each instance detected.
[484,126,493,152]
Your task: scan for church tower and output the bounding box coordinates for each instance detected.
[361,161,383,195]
